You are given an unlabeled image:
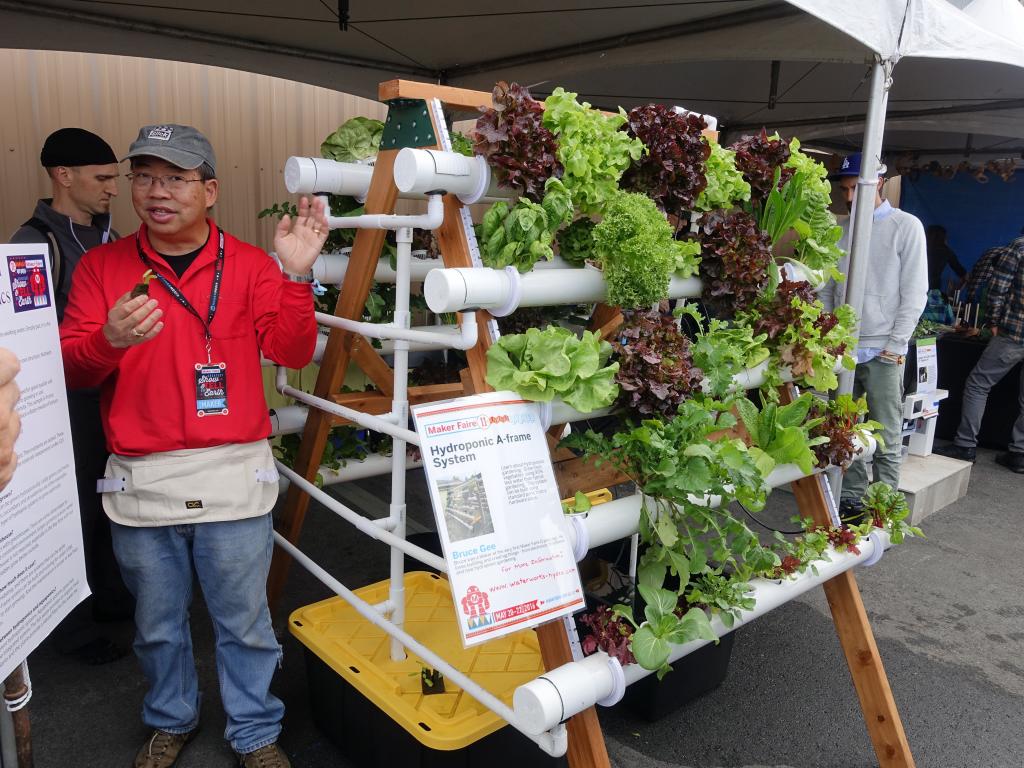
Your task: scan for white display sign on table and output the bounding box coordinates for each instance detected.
[412,391,585,647]
[0,244,89,680]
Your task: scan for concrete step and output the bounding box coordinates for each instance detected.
[897,453,972,525]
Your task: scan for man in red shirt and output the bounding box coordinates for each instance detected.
[61,124,327,768]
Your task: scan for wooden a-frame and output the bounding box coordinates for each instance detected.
[270,80,914,768]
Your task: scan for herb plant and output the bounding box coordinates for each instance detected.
[473,81,563,202]
[698,210,773,317]
[593,192,699,309]
[613,310,704,418]
[543,88,646,215]
[676,308,770,399]
[684,571,756,629]
[620,104,710,219]
[784,138,845,275]
[485,326,619,412]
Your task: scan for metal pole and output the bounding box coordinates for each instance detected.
[2,665,32,768]
[837,55,895,396]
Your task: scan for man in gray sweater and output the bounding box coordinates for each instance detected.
[821,153,928,519]
[9,128,130,664]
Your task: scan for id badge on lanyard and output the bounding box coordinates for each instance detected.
[137,228,230,417]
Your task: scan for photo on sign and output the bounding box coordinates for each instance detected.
[436,473,494,543]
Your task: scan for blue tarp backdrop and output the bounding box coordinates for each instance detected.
[900,170,1024,284]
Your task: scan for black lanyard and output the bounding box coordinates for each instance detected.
[136,227,224,361]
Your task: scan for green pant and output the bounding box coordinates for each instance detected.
[841,356,905,503]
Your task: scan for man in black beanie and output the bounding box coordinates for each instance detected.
[9,127,131,665]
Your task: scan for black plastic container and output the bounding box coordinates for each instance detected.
[621,630,738,721]
[302,648,568,768]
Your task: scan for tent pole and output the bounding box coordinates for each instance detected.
[832,55,894,503]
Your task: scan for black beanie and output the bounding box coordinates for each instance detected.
[40,128,117,168]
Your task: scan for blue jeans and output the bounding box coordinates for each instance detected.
[111,514,284,754]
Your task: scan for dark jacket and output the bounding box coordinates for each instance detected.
[9,198,116,321]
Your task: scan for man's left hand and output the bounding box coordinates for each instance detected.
[274,196,329,277]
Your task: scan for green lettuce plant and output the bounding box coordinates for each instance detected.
[320,116,384,162]
[695,139,751,212]
[784,138,845,275]
[542,88,645,216]
[593,192,700,309]
[479,178,573,272]
[734,393,827,478]
[676,307,769,399]
[485,326,619,412]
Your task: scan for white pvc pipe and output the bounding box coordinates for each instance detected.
[423,265,703,314]
[394,148,512,205]
[275,461,445,572]
[275,366,418,445]
[285,156,375,198]
[277,452,424,492]
[311,250,442,285]
[273,531,568,758]
[513,529,892,734]
[269,405,308,436]
[316,311,478,350]
[320,193,444,231]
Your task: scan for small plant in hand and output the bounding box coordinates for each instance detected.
[130,269,156,298]
[613,309,704,418]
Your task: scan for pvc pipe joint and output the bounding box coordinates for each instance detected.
[394,148,511,205]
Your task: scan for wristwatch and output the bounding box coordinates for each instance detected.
[284,271,314,284]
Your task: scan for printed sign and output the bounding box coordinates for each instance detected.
[0,245,89,680]
[914,337,937,394]
[6,255,51,313]
[412,392,585,647]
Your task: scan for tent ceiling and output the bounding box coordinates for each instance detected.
[2,0,1023,160]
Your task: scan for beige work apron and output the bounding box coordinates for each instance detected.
[100,440,279,527]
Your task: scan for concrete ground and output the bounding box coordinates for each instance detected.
[18,446,1024,768]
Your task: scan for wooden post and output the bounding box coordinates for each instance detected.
[3,664,33,768]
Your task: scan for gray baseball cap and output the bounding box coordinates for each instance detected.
[124,124,216,174]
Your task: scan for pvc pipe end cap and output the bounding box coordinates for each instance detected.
[423,269,466,313]
[393,147,427,193]
[284,156,312,195]
[513,680,563,736]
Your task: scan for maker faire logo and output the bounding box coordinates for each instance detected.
[425,412,510,436]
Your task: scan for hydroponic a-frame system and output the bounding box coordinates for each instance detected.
[269,79,915,768]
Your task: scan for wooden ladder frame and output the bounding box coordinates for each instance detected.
[270,79,914,768]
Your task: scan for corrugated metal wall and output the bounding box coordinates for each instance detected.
[0,48,386,249]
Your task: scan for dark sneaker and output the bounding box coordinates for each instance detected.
[933,443,976,463]
[995,451,1024,474]
[838,499,866,526]
[238,743,292,768]
[133,729,197,768]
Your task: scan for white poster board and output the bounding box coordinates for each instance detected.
[0,244,89,680]
[412,392,585,647]
[914,337,937,394]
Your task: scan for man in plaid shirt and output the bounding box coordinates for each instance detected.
[936,234,1024,472]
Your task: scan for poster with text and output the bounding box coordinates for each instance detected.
[0,244,88,680]
[412,392,585,647]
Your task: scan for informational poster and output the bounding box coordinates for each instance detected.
[914,337,937,394]
[412,392,585,647]
[0,244,89,680]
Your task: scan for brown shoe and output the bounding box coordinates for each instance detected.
[132,728,197,768]
[237,743,291,768]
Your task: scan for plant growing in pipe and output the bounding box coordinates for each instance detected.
[592,192,701,309]
[859,481,923,544]
[729,128,793,205]
[676,306,770,399]
[620,103,711,220]
[542,88,645,216]
[479,178,573,272]
[695,139,751,213]
[734,393,828,479]
[320,116,384,163]
[484,325,619,412]
[698,209,773,318]
[473,81,562,202]
[735,278,856,395]
[555,217,596,267]
[781,138,845,279]
[806,394,883,470]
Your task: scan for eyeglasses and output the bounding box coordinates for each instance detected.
[127,171,205,192]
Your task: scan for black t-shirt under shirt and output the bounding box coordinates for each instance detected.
[157,234,209,279]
